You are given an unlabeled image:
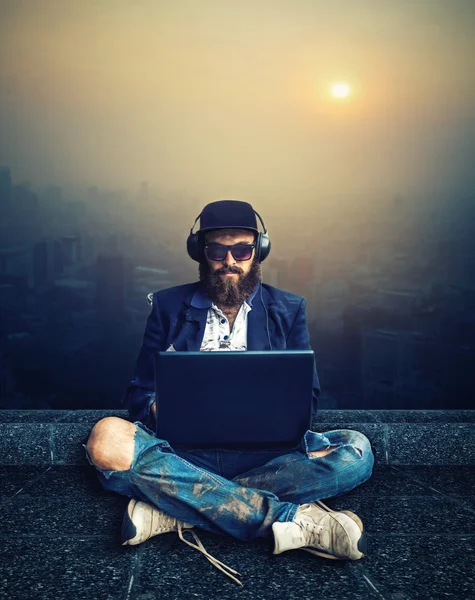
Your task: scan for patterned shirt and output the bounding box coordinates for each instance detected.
[191,283,260,351]
[200,301,251,351]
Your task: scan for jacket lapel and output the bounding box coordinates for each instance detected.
[247,284,277,350]
[185,306,207,351]
[170,285,208,352]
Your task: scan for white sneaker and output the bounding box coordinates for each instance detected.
[121,499,243,585]
[121,499,194,546]
[272,500,366,561]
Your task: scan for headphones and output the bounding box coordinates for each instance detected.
[186,209,271,263]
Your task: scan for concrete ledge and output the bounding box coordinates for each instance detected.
[1,410,474,466]
[1,409,475,423]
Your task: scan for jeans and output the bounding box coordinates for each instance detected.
[85,422,374,542]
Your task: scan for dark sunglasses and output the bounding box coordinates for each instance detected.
[204,243,255,262]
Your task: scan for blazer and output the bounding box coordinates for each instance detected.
[123,280,321,427]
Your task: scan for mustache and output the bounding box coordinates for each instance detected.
[216,267,243,275]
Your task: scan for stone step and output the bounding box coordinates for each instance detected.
[0,410,474,466]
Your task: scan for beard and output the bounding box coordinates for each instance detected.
[199,258,262,308]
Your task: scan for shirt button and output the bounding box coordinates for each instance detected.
[223,335,229,340]
[221,319,226,324]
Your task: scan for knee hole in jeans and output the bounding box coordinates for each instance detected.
[308,445,339,458]
[308,445,363,459]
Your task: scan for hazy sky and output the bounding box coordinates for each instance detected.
[1,0,474,200]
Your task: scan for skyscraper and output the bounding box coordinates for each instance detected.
[33,240,63,288]
[0,166,12,217]
[95,253,125,322]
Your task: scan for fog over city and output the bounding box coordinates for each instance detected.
[1,0,474,198]
[0,1,474,410]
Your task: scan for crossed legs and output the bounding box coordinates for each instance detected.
[85,417,374,539]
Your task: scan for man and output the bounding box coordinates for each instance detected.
[85,200,374,585]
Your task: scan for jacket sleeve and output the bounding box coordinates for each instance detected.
[122,292,167,427]
[286,297,321,416]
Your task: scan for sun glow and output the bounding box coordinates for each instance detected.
[331,83,350,98]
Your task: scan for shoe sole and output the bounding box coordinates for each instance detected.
[303,529,366,560]
[121,499,139,546]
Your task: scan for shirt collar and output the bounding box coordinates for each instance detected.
[191,281,260,309]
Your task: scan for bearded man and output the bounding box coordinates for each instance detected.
[85,200,374,585]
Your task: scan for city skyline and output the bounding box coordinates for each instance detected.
[1,163,474,410]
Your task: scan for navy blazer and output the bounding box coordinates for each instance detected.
[123,281,321,428]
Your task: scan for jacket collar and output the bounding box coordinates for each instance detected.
[177,281,276,351]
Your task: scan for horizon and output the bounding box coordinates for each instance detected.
[1,0,475,203]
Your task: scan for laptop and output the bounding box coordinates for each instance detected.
[154,350,314,449]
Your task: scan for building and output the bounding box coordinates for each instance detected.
[95,254,126,321]
[0,165,12,216]
[61,236,80,266]
[33,240,63,289]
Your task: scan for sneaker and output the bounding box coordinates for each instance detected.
[272,500,366,561]
[121,499,243,585]
[121,498,194,546]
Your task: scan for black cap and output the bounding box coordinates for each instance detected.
[198,200,258,234]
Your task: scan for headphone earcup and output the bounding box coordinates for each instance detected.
[186,233,202,262]
[256,232,271,262]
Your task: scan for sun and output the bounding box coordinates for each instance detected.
[331,82,350,98]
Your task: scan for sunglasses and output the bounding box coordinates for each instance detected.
[204,243,255,262]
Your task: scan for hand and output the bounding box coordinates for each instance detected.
[151,401,157,419]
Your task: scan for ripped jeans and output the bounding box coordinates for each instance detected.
[86,422,374,542]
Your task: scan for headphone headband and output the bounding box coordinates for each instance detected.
[189,213,201,235]
[253,209,267,235]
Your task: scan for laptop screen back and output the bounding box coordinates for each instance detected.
[154,350,314,449]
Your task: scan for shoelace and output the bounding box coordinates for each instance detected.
[172,500,351,580]
[300,500,346,560]
[177,522,243,586]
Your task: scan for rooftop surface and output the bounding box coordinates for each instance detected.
[1,409,474,600]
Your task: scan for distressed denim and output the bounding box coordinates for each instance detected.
[85,422,374,542]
